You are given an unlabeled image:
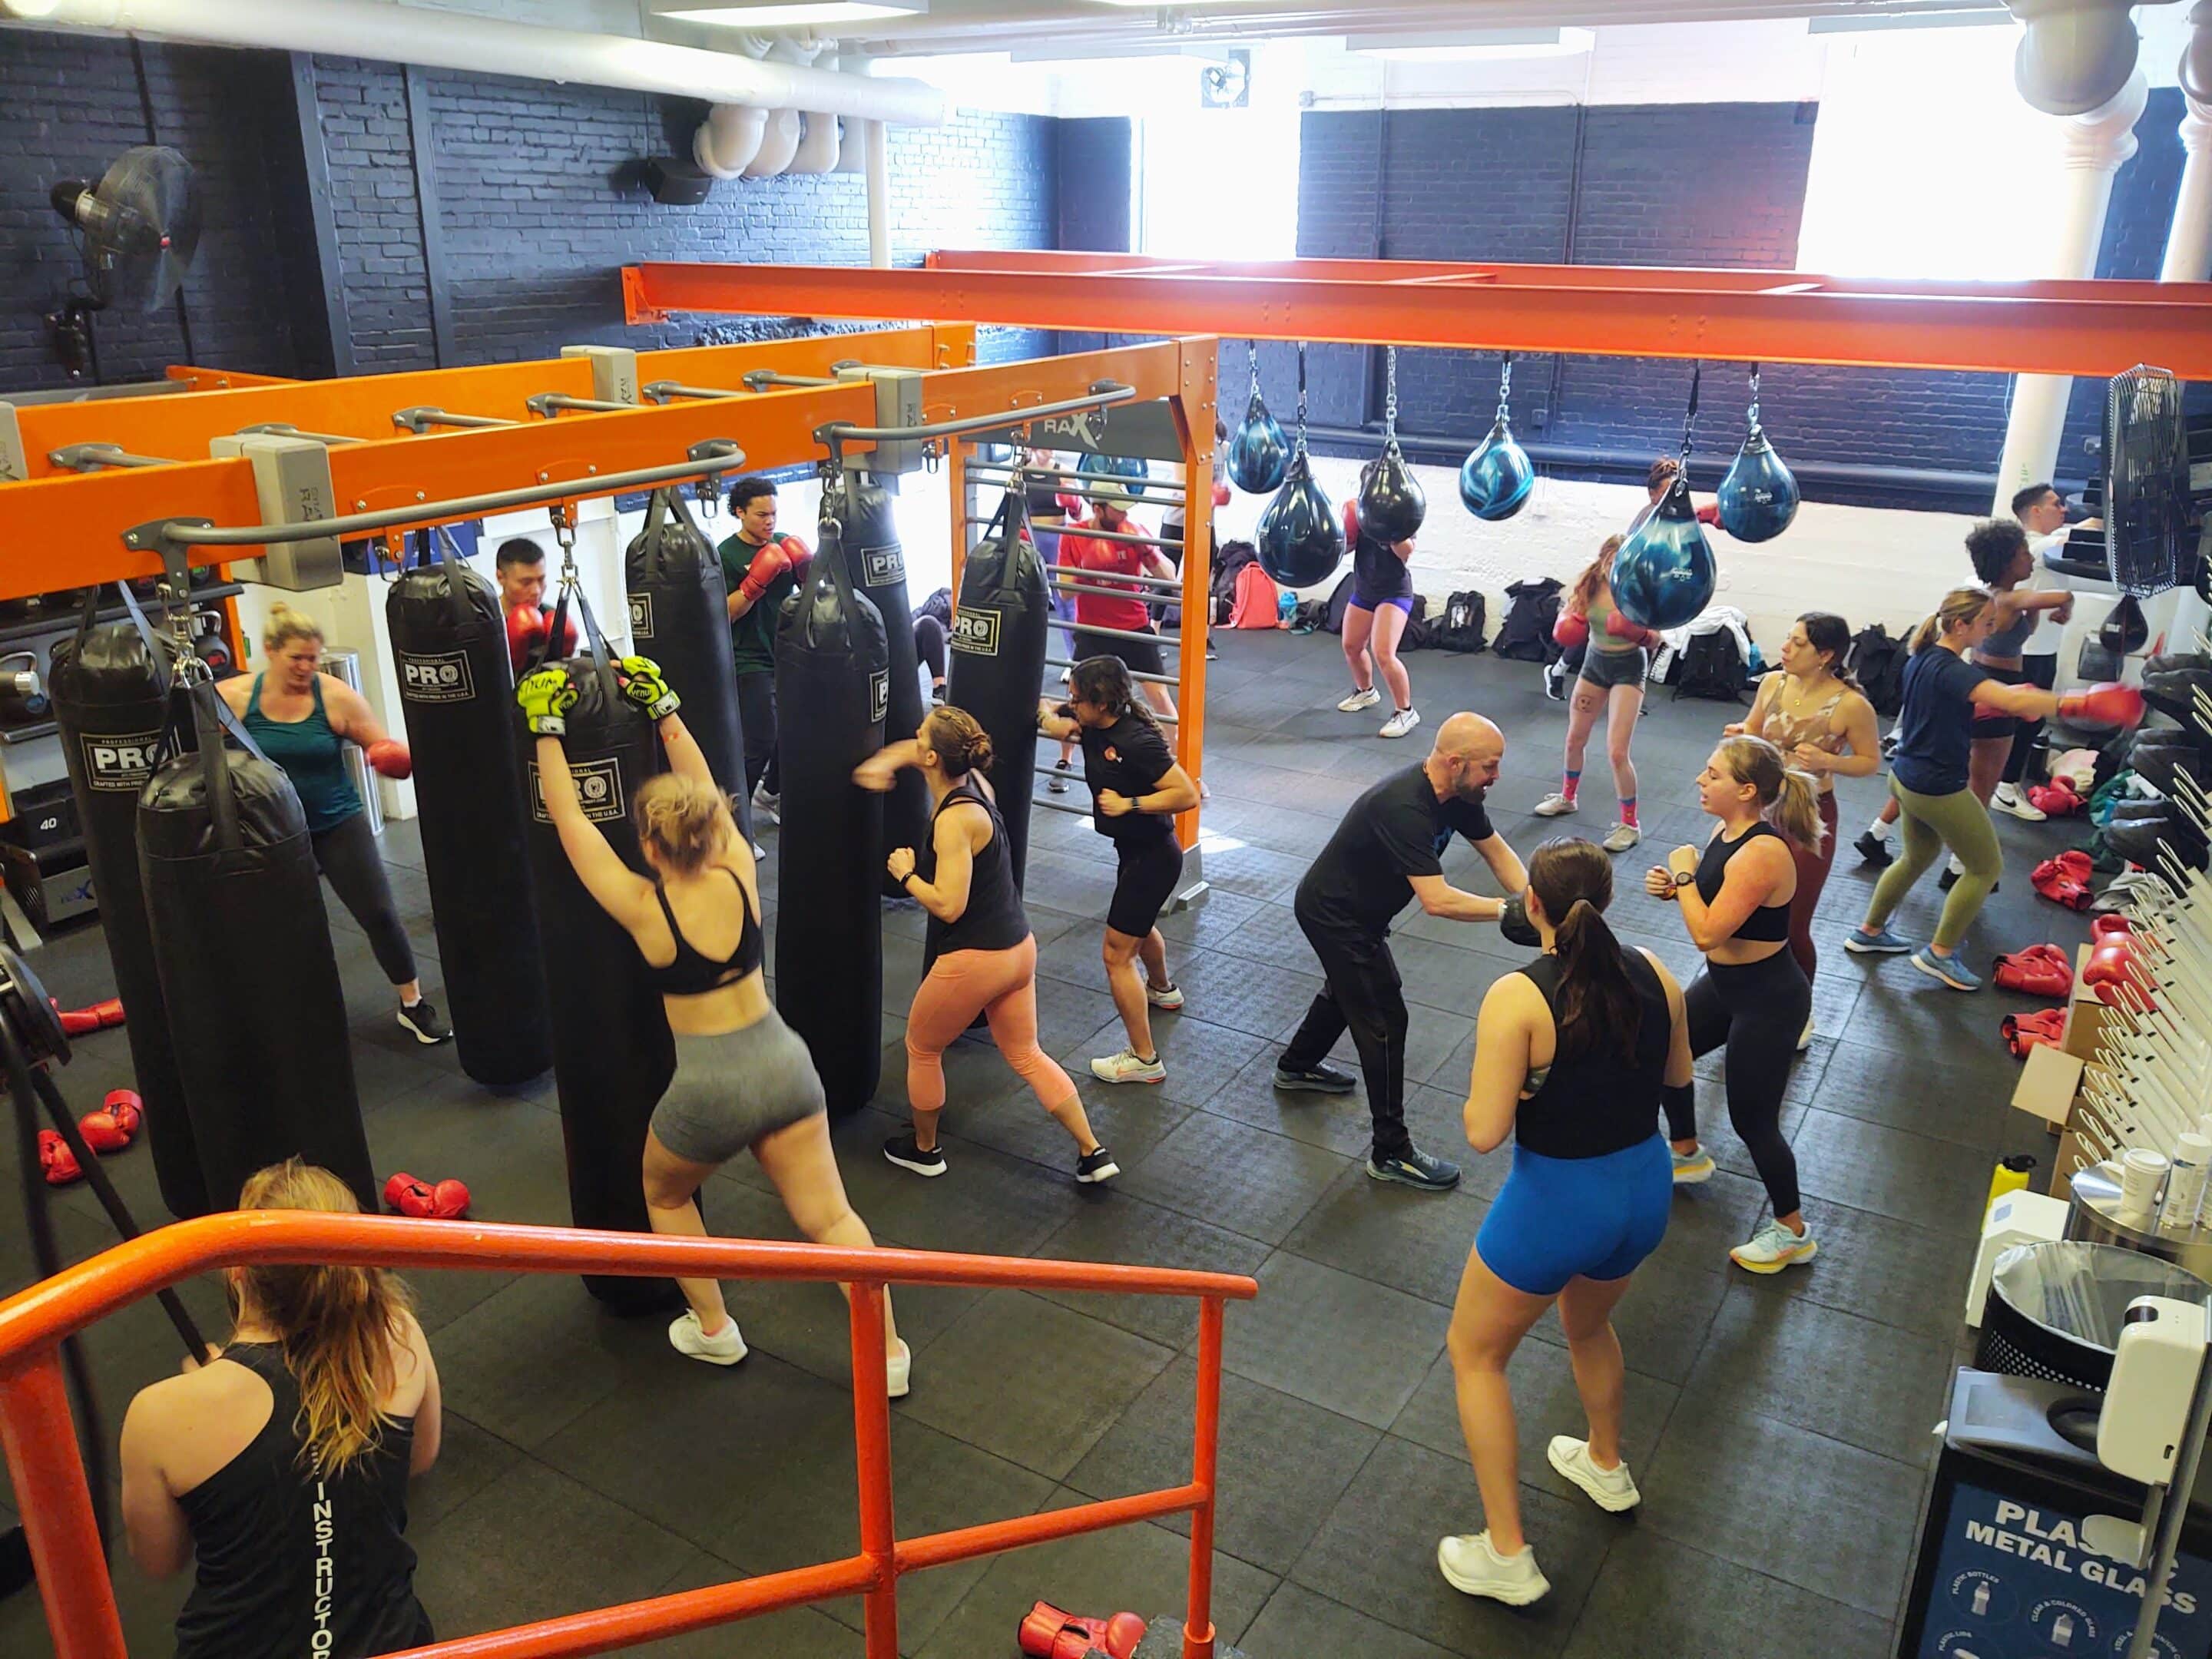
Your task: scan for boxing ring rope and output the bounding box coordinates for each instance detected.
[0,1212,1256,1659]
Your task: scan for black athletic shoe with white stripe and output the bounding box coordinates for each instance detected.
[397,998,452,1045]
[1076,1146,1120,1184]
[883,1133,946,1177]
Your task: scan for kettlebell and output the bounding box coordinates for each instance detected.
[0,651,48,724]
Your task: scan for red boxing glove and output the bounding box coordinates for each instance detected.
[2084,939,2155,1008]
[366,740,412,781]
[57,1002,101,1038]
[1212,479,1231,508]
[91,996,124,1029]
[506,604,548,671]
[1696,502,1722,528]
[2091,914,2134,943]
[430,1178,472,1220]
[1342,499,1362,548]
[1993,943,2072,997]
[1553,610,1591,651]
[1018,1603,1147,1659]
[1604,608,1661,649]
[384,1171,426,1212]
[2058,681,2146,730]
[38,1129,82,1187]
[78,1110,131,1154]
[738,540,794,605]
[103,1089,143,1137]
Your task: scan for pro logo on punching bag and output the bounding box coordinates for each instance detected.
[82,730,161,791]
[396,650,476,704]
[870,668,890,727]
[861,544,906,586]
[628,593,655,639]
[950,606,1003,657]
[528,756,625,824]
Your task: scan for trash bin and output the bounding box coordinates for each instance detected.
[1974,1240,2210,1390]
[320,647,381,836]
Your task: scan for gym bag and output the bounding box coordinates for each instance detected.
[1423,591,1488,654]
[1845,624,1906,717]
[1671,628,1751,704]
[1493,578,1564,663]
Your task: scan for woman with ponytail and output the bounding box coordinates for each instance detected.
[1439,839,1690,1608]
[120,1160,439,1659]
[857,704,1118,1186]
[1646,736,1822,1274]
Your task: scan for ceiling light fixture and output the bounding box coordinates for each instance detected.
[1806,5,2012,32]
[658,0,927,27]
[1344,27,1597,61]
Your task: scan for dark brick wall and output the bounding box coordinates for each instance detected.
[1,34,302,394]
[1056,117,1132,253]
[309,58,435,373]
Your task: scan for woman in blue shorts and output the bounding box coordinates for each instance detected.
[1333,498,1422,740]
[1436,836,1690,1608]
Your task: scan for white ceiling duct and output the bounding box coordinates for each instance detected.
[2005,0,2178,113]
[0,0,947,124]
[790,51,846,175]
[738,37,823,176]
[695,100,770,177]
[2184,0,2212,103]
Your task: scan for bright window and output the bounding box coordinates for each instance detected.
[1137,44,1301,260]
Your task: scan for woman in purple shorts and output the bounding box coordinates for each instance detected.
[1336,498,1422,740]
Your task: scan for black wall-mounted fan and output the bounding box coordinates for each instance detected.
[2104,364,2193,600]
[50,145,202,313]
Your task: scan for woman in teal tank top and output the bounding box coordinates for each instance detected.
[217,604,451,1045]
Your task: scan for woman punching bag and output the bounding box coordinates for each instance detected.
[945,488,1050,887]
[137,680,374,1212]
[823,471,928,889]
[775,514,888,1118]
[1614,371,1718,632]
[48,591,207,1219]
[386,528,552,1086]
[625,489,751,840]
[514,604,680,1313]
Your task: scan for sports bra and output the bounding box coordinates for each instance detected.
[1760,674,1847,760]
[1694,821,1793,945]
[1979,598,2036,661]
[1512,950,1672,1161]
[641,868,762,995]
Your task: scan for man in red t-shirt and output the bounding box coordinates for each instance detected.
[1051,478,1181,782]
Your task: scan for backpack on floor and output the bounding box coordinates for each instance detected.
[1228,561,1283,629]
[1494,578,1564,663]
[1421,590,1488,654]
[1210,539,1259,625]
[1845,623,1906,717]
[1322,571,1357,634]
[1671,627,1751,703]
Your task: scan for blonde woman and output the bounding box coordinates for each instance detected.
[217,603,447,1042]
[120,1160,441,1659]
[521,657,908,1386]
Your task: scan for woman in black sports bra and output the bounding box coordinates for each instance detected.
[1644,735,1823,1277]
[856,705,1116,1185]
[522,657,907,1383]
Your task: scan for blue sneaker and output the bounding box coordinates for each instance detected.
[1845,924,1911,955]
[1912,948,1982,992]
[1367,1147,1461,1191]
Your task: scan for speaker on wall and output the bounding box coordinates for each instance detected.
[642,157,714,207]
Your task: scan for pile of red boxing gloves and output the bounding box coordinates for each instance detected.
[1018,1601,1147,1659]
[383,1171,472,1220]
[2082,916,2154,1010]
[2002,1008,2067,1057]
[55,996,124,1037]
[2025,777,2087,817]
[38,1088,144,1185]
[2031,849,2096,911]
[1992,943,2072,998]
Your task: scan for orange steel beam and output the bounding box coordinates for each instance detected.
[622,257,2212,379]
[12,326,965,479]
[162,366,301,391]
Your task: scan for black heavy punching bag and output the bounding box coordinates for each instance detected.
[387,529,552,1086]
[515,634,680,1313]
[824,470,929,889]
[946,491,1050,888]
[48,592,207,1219]
[137,684,375,1212]
[625,488,752,840]
[774,517,887,1118]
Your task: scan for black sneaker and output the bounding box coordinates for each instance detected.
[1853,831,1893,869]
[1075,1146,1120,1184]
[397,998,452,1045]
[1273,1061,1357,1094]
[1937,867,1994,895]
[1048,760,1072,795]
[883,1134,946,1178]
[1367,1147,1461,1190]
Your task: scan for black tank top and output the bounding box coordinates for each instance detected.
[174,1343,429,1659]
[1512,950,1671,1160]
[1026,478,1066,522]
[1351,529,1413,602]
[641,868,763,995]
[921,778,1030,956]
[1694,821,1793,945]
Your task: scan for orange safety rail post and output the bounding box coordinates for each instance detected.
[622,257,2212,380]
[0,1211,1257,1659]
[1171,338,1218,852]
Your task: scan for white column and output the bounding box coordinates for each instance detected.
[1992,70,2150,514]
[865,118,891,269]
[2166,6,2212,281]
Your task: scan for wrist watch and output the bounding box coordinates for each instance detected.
[1671,869,1694,892]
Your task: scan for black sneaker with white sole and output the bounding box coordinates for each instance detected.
[1853,831,1892,869]
[1076,1146,1119,1184]
[1272,1061,1357,1094]
[397,998,452,1045]
[1367,1147,1462,1190]
[883,1133,947,1177]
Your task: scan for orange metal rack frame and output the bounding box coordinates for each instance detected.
[0,1213,1257,1659]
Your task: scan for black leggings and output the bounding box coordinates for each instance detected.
[310,811,416,988]
[914,614,947,687]
[1280,919,1410,1163]
[737,671,778,796]
[2002,654,2058,785]
[1668,951,1810,1218]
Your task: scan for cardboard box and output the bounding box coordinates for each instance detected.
[2063,942,2118,1064]
[2008,1042,2111,1202]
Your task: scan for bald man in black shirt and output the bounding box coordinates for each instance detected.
[1275,713,1527,1190]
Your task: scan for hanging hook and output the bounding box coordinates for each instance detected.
[548,502,578,578]
[1293,341,1310,459]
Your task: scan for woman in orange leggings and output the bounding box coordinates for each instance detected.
[854,706,1118,1185]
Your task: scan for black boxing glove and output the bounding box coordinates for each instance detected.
[1498,893,1540,949]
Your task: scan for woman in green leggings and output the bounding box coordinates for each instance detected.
[1846,586,2141,991]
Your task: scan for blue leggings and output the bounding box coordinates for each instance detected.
[1475,1136,1672,1296]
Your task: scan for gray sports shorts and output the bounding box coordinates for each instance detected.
[650,1008,826,1166]
[1578,646,1650,691]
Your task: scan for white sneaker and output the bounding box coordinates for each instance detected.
[750,785,780,826]
[1145,981,1185,1011]
[1338,687,1382,713]
[1436,1532,1550,1606]
[1601,822,1642,853]
[1379,707,1422,740]
[1547,1436,1641,1512]
[1090,1048,1166,1085]
[1532,793,1579,818]
[1946,854,1965,878]
[1992,783,2048,823]
[670,1311,748,1366]
[1796,1015,1813,1054]
[885,1339,912,1400]
[1730,1218,1819,1276]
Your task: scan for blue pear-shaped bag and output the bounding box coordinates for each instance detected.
[1257,452,1346,588]
[1227,386,1290,495]
[1717,426,1800,544]
[1359,441,1426,542]
[1612,475,1717,631]
[1458,416,1535,523]
[1078,449,1151,502]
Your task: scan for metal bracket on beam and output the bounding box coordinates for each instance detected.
[641,382,741,406]
[525,392,637,419]
[237,422,363,445]
[48,443,177,472]
[391,407,518,435]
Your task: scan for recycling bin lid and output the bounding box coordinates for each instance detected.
[1992,1240,2210,1350]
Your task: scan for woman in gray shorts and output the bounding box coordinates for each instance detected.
[521,655,908,1388]
[1533,534,1659,855]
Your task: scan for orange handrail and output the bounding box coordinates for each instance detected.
[0,1213,1257,1659]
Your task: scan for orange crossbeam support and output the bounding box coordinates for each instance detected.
[618,253,2212,379]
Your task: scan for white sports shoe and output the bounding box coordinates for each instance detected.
[1532,793,1579,818]
[1437,1532,1551,1606]
[1379,707,1422,740]
[669,1311,748,1366]
[885,1339,912,1400]
[1090,1048,1166,1085]
[1730,1217,1819,1275]
[1547,1436,1641,1512]
[1992,783,2048,822]
[1338,686,1382,713]
[750,784,780,826]
[1601,822,1643,853]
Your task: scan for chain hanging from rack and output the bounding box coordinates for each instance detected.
[1677,363,1702,465]
[1383,346,1399,442]
[1746,363,1762,433]
[1293,341,1310,458]
[1497,354,1514,426]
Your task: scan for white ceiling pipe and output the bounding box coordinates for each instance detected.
[694,101,768,178]
[740,37,820,177]
[790,111,843,174]
[2005,0,2180,115]
[0,0,947,124]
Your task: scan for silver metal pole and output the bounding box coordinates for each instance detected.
[818,382,1135,445]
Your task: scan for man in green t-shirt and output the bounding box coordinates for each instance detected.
[717,475,812,823]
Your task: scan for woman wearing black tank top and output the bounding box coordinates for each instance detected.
[121,1160,439,1659]
[856,706,1116,1184]
[1439,839,1690,1608]
[524,659,907,1383]
[1644,736,1822,1275]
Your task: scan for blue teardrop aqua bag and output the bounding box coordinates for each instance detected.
[1227,388,1290,495]
[1458,417,1535,523]
[1612,478,1717,631]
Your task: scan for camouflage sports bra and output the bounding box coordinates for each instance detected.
[1757,674,1848,767]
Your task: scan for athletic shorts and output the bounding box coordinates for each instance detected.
[651,1008,825,1166]
[1076,629,1165,680]
[1475,1135,1672,1296]
[1578,647,1650,692]
[1972,662,2026,740]
[1107,833,1184,937]
[1349,592,1414,616]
